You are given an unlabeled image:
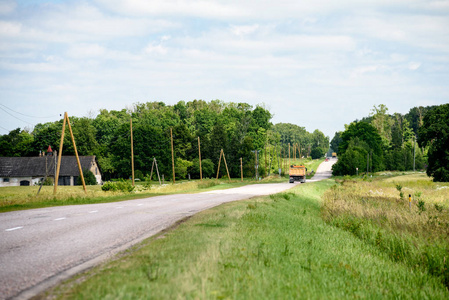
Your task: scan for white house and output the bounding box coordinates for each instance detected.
[0,156,102,187]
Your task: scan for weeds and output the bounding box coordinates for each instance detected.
[322,174,449,289]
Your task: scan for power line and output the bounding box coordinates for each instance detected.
[0,103,59,119]
[0,106,36,126]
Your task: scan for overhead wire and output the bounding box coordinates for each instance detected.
[0,103,60,119]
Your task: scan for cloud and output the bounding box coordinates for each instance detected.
[0,0,16,15]
[67,44,106,58]
[408,62,421,71]
[0,21,21,37]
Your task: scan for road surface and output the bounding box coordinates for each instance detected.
[0,160,335,300]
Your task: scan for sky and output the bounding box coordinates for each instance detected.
[0,0,448,139]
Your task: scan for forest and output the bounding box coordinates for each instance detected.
[0,100,329,181]
[331,104,449,182]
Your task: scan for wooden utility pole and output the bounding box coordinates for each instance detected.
[54,116,66,195]
[264,138,268,177]
[240,157,243,182]
[198,137,202,181]
[222,149,231,182]
[216,149,223,180]
[67,114,86,192]
[54,112,86,195]
[149,157,161,185]
[171,128,175,183]
[130,118,135,186]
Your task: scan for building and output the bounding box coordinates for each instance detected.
[0,156,102,187]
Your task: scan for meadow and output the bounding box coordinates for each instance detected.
[39,173,449,299]
[0,158,323,213]
[322,172,449,290]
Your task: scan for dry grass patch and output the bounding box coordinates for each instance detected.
[322,174,449,288]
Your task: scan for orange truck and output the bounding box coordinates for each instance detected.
[289,165,307,183]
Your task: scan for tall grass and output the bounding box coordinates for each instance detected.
[0,179,249,212]
[41,179,448,299]
[322,174,449,289]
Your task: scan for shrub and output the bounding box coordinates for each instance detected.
[101,179,134,192]
[77,169,97,185]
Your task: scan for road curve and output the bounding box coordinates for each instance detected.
[0,161,334,300]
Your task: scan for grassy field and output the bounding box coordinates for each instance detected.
[40,175,449,299]
[0,179,248,212]
[322,172,449,291]
[0,158,325,213]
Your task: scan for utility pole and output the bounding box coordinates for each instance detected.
[240,157,243,182]
[198,137,202,181]
[171,128,175,183]
[54,112,86,195]
[265,138,268,177]
[367,152,369,176]
[413,135,416,172]
[130,118,135,187]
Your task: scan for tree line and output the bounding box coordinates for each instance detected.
[0,100,329,181]
[331,104,449,182]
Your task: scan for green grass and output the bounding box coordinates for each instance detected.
[42,179,448,299]
[322,174,449,290]
[0,179,252,213]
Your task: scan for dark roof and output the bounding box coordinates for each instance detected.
[0,156,97,177]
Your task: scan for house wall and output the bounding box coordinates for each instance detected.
[0,177,41,187]
[88,161,102,185]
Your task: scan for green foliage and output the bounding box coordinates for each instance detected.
[101,180,134,192]
[174,158,193,179]
[77,169,97,185]
[134,170,144,181]
[330,131,342,154]
[188,158,215,179]
[310,147,325,159]
[0,128,34,157]
[418,104,449,182]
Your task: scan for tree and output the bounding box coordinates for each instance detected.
[330,132,342,154]
[0,128,34,157]
[310,147,325,159]
[77,169,97,185]
[334,122,384,175]
[332,139,369,176]
[418,104,449,182]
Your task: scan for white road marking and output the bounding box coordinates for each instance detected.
[54,218,66,221]
[89,210,98,214]
[6,227,23,232]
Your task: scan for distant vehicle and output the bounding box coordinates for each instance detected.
[332,152,337,158]
[289,165,307,183]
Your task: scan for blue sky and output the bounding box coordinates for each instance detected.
[1,0,448,139]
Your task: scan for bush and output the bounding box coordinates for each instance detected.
[101,179,134,192]
[310,147,325,159]
[188,158,215,179]
[77,169,97,185]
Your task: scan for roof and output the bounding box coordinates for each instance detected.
[0,156,97,177]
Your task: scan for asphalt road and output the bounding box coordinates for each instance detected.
[0,160,336,300]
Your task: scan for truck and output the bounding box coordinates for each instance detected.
[289,165,307,183]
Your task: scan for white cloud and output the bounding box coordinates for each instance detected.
[67,44,106,58]
[231,24,259,36]
[0,21,21,37]
[408,62,421,71]
[0,0,16,15]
